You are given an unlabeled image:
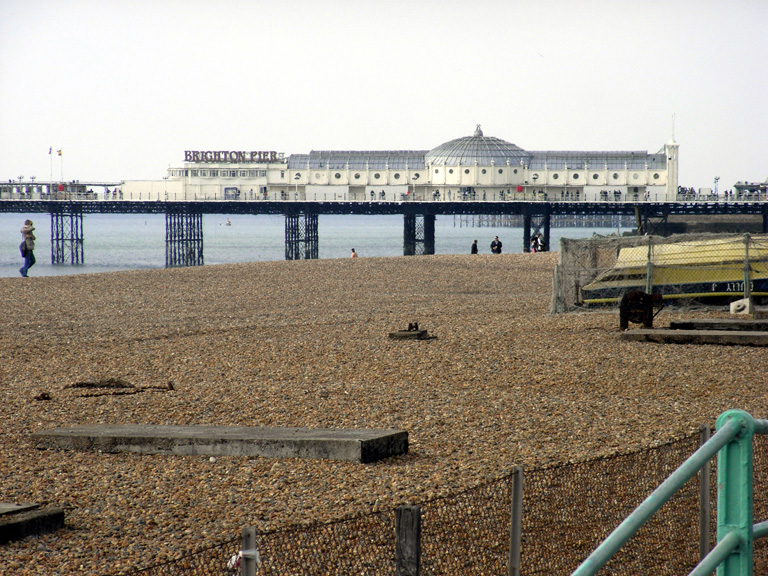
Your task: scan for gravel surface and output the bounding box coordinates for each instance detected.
[1,253,766,575]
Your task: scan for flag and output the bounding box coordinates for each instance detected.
[57,150,62,156]
[49,147,52,155]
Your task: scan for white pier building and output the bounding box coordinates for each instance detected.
[121,125,679,203]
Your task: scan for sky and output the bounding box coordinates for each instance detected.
[1,0,766,190]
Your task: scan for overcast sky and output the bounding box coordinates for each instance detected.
[1,0,766,190]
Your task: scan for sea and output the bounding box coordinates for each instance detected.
[1,212,628,278]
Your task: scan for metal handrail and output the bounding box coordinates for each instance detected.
[571,410,768,576]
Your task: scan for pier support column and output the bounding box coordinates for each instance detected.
[50,205,84,264]
[523,209,550,252]
[403,214,435,256]
[165,211,203,268]
[285,209,318,260]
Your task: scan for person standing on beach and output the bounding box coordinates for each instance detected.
[471,240,478,254]
[490,236,502,254]
[20,219,36,277]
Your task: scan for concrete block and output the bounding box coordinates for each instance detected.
[32,425,408,463]
[730,298,753,315]
[0,504,65,544]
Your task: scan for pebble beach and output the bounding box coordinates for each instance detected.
[2,252,767,575]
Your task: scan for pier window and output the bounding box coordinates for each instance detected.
[374,173,380,179]
[499,169,504,174]
[335,173,341,179]
[653,173,660,180]
[240,170,248,177]
[191,170,198,177]
[354,173,360,179]
[612,173,619,180]
[210,170,218,177]
[394,173,400,179]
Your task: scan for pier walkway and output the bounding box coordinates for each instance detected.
[2,192,768,266]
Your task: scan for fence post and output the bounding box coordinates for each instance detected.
[241,526,257,576]
[396,505,421,576]
[744,234,752,300]
[699,425,711,563]
[645,235,653,294]
[509,466,524,576]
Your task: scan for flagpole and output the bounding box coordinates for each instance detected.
[49,147,53,190]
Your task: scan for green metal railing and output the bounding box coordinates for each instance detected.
[572,410,768,576]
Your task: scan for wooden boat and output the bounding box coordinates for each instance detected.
[580,236,768,305]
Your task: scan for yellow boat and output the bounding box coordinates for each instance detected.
[580,236,768,305]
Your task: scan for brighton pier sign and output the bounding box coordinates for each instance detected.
[184,150,285,163]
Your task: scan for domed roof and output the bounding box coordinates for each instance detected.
[426,125,530,166]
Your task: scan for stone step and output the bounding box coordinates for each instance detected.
[669,319,768,331]
[621,329,768,346]
[32,425,408,463]
[0,504,65,544]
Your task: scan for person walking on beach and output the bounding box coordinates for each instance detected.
[490,236,502,254]
[350,248,358,258]
[471,240,478,254]
[20,219,36,277]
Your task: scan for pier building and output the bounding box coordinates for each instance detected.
[120,125,678,203]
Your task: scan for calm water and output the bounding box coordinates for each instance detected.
[1,212,627,278]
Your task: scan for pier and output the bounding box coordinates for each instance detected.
[2,190,768,267]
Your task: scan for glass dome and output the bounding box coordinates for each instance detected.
[426,125,530,166]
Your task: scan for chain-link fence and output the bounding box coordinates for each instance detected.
[552,233,768,313]
[126,427,768,576]
[128,535,240,576]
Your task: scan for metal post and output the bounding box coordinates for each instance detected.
[523,214,532,253]
[396,505,421,576]
[645,235,653,294]
[699,424,711,563]
[743,234,752,301]
[542,208,551,252]
[240,526,257,576]
[508,466,523,576]
[715,409,755,576]
[423,214,435,255]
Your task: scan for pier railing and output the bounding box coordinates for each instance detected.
[2,189,768,204]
